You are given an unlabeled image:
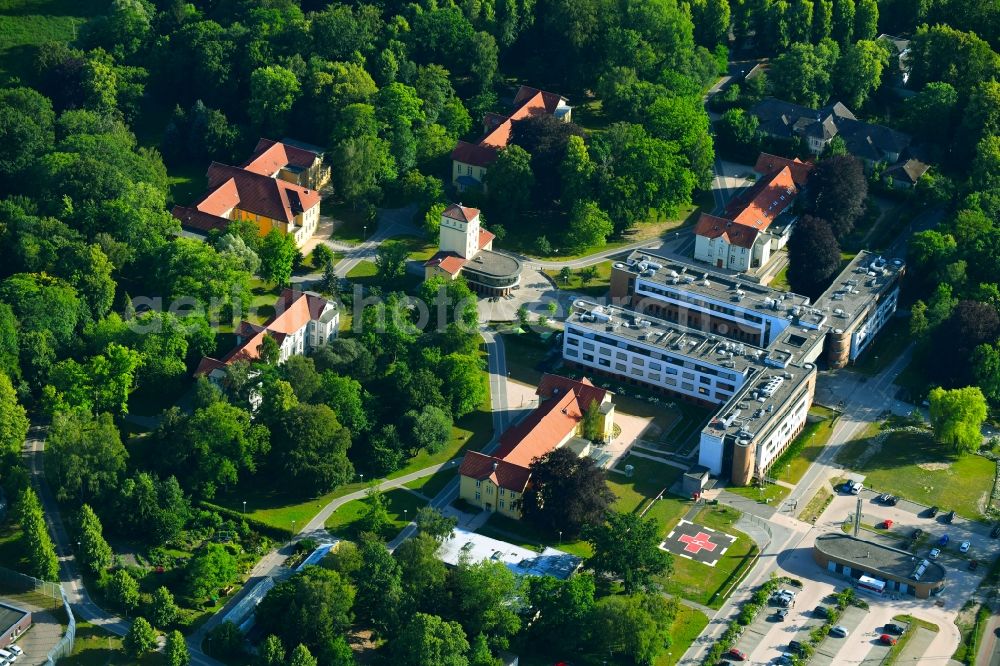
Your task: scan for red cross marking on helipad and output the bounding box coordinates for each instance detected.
[679,532,717,554]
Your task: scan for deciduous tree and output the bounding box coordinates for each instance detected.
[807,155,867,238]
[258,229,298,286]
[392,613,470,666]
[124,617,157,658]
[165,630,190,666]
[522,448,614,537]
[45,410,127,504]
[928,386,988,454]
[586,511,672,593]
[0,372,28,456]
[787,215,841,298]
[77,504,113,574]
[16,488,59,580]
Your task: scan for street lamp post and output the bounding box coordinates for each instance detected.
[404,509,408,523]
[363,225,367,241]
[558,531,563,545]
[242,501,247,516]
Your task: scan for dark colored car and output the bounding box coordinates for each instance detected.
[991,524,1000,538]
[969,559,980,571]
[912,528,924,539]
[944,510,955,524]
[884,623,904,635]
[814,606,830,618]
[877,493,890,503]
[939,534,950,546]
[789,640,805,654]
[885,495,899,506]
[775,608,789,621]
[928,506,939,517]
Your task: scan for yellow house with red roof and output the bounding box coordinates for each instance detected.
[458,374,614,519]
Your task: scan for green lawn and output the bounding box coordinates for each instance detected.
[166,162,208,208]
[499,331,558,385]
[346,260,378,282]
[660,504,757,608]
[476,512,593,559]
[725,481,790,505]
[606,457,690,546]
[837,430,997,520]
[543,261,614,298]
[396,235,438,262]
[328,203,372,243]
[657,604,710,666]
[62,621,164,665]
[404,465,460,498]
[245,278,282,325]
[769,407,838,484]
[798,486,833,524]
[0,0,104,84]
[325,487,427,541]
[768,264,790,291]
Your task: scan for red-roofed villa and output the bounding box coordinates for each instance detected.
[693,153,814,273]
[458,374,615,519]
[172,138,327,248]
[451,85,571,191]
[195,289,338,399]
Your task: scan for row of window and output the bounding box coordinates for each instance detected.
[636,281,766,325]
[473,492,515,510]
[473,479,518,499]
[568,348,735,403]
[565,328,740,381]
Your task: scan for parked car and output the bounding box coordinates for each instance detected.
[775,608,789,621]
[726,648,747,661]
[789,640,805,654]
[960,540,971,553]
[885,495,899,506]
[850,481,863,495]
[877,493,890,503]
[881,519,893,529]
[939,534,950,546]
[928,506,939,517]
[969,559,980,571]
[6,647,21,658]
[991,523,1000,538]
[775,656,794,666]
[944,510,955,524]
[884,623,904,635]
[911,528,924,539]
[830,625,849,638]
[880,634,898,646]
[929,548,941,559]
[814,605,830,618]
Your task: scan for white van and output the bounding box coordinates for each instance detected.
[0,648,15,662]
[850,481,863,495]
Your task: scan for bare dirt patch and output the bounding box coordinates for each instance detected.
[917,462,951,472]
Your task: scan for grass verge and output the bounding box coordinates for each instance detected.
[656,604,710,666]
[770,408,838,484]
[62,620,164,665]
[543,261,614,298]
[799,486,834,524]
[324,487,427,541]
[888,614,939,663]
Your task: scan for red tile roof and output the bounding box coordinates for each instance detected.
[242,138,320,175]
[443,203,480,222]
[451,87,567,167]
[696,165,802,249]
[202,163,321,225]
[171,205,230,233]
[424,251,467,275]
[459,374,609,493]
[478,228,495,249]
[753,153,814,187]
[195,289,332,376]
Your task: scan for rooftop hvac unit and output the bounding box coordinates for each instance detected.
[647,261,663,270]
